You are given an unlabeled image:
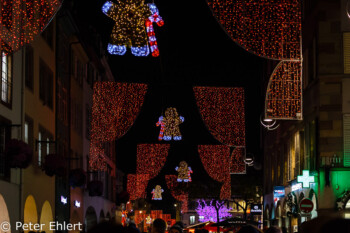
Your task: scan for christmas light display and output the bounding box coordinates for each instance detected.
[146,3,164,57]
[89,82,147,170]
[265,61,302,119]
[165,175,188,213]
[151,185,164,200]
[206,0,302,120]
[193,87,245,147]
[297,170,315,188]
[136,144,170,179]
[230,147,246,174]
[198,145,231,200]
[156,107,184,141]
[102,0,151,56]
[196,199,232,222]
[146,215,152,224]
[127,174,150,200]
[175,161,193,182]
[0,0,61,54]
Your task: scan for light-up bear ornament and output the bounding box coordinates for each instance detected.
[156,107,184,141]
[151,185,164,200]
[175,161,193,182]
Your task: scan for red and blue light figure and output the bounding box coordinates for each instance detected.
[156,116,165,140]
[146,3,164,57]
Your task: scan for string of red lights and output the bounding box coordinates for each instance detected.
[165,175,188,213]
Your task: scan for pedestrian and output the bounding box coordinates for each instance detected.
[236,225,262,233]
[169,224,183,233]
[264,226,282,233]
[151,218,167,233]
[128,218,141,233]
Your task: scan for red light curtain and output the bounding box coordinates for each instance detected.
[0,0,61,54]
[230,147,246,174]
[265,61,302,119]
[89,82,148,170]
[165,175,188,213]
[127,174,150,201]
[198,145,231,200]
[136,144,170,179]
[206,0,302,119]
[193,86,245,147]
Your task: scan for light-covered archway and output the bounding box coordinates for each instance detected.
[40,201,53,233]
[24,195,38,233]
[264,204,270,228]
[99,210,105,223]
[0,194,11,233]
[85,206,97,231]
[276,201,282,227]
[71,210,81,233]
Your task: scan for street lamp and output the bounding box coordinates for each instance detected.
[260,115,279,131]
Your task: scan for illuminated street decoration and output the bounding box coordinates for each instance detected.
[156,107,184,141]
[0,0,61,54]
[230,147,246,174]
[165,175,188,213]
[136,144,170,179]
[175,161,193,182]
[89,82,147,170]
[206,0,302,119]
[297,170,315,188]
[195,199,232,222]
[198,145,231,199]
[127,174,150,200]
[151,185,164,200]
[102,0,151,56]
[146,216,152,224]
[193,87,245,147]
[146,3,164,57]
[60,196,67,205]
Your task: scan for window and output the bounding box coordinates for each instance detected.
[25,45,34,90]
[41,21,54,49]
[38,132,42,166]
[46,137,50,155]
[39,59,53,109]
[24,116,34,148]
[199,216,204,222]
[86,104,91,140]
[24,123,29,143]
[0,117,11,178]
[38,126,53,166]
[190,216,195,225]
[1,52,12,105]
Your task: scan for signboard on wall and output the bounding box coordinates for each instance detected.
[274,186,285,198]
[250,204,262,215]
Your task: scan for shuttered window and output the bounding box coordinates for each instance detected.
[343,114,350,167]
[344,33,350,74]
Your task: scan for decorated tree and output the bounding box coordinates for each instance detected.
[195,199,232,222]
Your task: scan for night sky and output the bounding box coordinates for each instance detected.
[74,0,265,208]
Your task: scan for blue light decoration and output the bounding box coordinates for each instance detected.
[151,185,164,200]
[297,170,315,188]
[101,0,151,56]
[175,161,193,182]
[156,107,184,141]
[146,3,164,57]
[61,196,67,205]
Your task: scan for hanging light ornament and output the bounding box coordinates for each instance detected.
[175,161,193,182]
[205,0,302,120]
[146,3,164,57]
[260,115,280,131]
[0,0,61,54]
[156,107,184,141]
[151,185,164,200]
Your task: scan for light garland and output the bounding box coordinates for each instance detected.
[165,175,188,213]
[196,199,232,222]
[146,3,164,57]
[136,144,170,179]
[265,61,302,119]
[175,161,193,182]
[156,107,184,141]
[89,82,147,170]
[102,0,151,56]
[230,147,246,174]
[151,185,164,200]
[198,145,231,200]
[0,0,61,54]
[206,0,302,120]
[127,174,150,200]
[193,87,245,147]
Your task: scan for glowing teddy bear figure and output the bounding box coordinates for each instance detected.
[145,3,164,57]
[175,161,193,182]
[151,185,164,200]
[156,107,184,141]
[102,0,152,56]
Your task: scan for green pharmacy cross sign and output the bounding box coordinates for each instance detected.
[297,170,315,188]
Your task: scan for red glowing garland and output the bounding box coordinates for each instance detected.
[136,144,170,179]
[206,0,302,120]
[230,147,246,174]
[165,175,188,213]
[198,145,231,200]
[89,82,148,170]
[127,174,150,201]
[0,0,61,54]
[265,61,302,119]
[193,87,245,147]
